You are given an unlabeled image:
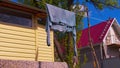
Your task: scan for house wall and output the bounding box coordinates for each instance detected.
[104,26,120,45]
[81,57,120,68]
[103,25,120,58]
[80,45,101,64]
[0,21,54,62]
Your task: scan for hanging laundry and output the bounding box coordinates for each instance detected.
[46,4,77,56]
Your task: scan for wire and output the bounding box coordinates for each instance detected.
[90,16,105,21]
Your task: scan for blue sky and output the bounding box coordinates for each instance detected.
[76,0,120,28]
[12,0,120,29]
[12,0,17,2]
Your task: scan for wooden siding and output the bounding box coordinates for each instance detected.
[37,25,54,62]
[0,21,54,62]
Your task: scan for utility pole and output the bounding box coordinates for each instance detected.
[86,7,100,68]
[72,3,100,68]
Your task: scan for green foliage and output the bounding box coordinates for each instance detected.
[105,0,118,6]
[36,0,53,9]
[89,0,119,9]
[97,3,103,9]
[18,0,35,6]
[83,54,88,65]
[17,0,68,9]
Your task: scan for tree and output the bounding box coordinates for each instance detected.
[16,0,119,68]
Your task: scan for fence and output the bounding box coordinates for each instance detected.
[81,57,120,68]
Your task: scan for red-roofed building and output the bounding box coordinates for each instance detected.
[78,18,120,63]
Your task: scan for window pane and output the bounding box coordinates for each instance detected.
[0,7,32,27]
[0,13,32,27]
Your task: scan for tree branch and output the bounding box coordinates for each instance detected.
[54,33,64,61]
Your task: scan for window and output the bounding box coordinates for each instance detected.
[0,7,32,27]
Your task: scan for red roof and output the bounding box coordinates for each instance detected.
[77,18,114,48]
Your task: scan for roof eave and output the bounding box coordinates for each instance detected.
[112,18,120,36]
[0,0,47,18]
[78,42,102,50]
[102,18,115,42]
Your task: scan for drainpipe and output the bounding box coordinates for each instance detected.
[100,42,104,60]
[100,42,104,68]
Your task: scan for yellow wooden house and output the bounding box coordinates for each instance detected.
[0,0,54,62]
